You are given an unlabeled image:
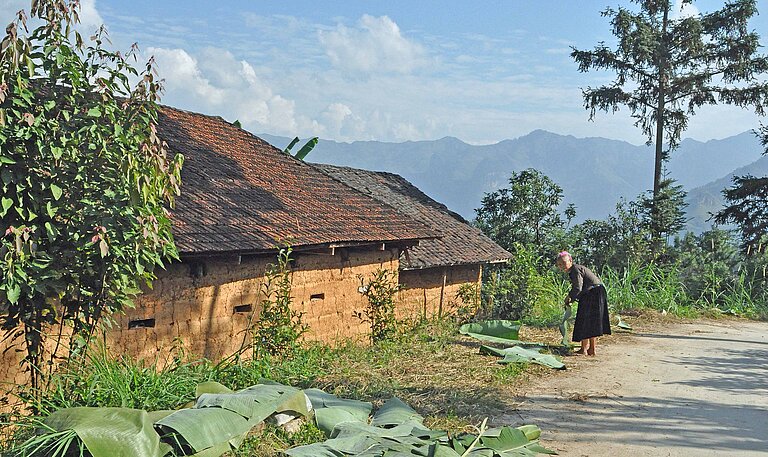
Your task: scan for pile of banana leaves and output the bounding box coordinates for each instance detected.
[289,394,555,456]
[459,320,565,370]
[14,381,310,457]
[13,380,556,456]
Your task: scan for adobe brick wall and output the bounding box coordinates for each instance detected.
[0,251,484,408]
[106,247,401,363]
[398,264,482,318]
[0,338,27,391]
[0,247,403,405]
[290,249,400,345]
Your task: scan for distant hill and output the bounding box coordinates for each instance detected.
[686,155,768,233]
[259,130,765,233]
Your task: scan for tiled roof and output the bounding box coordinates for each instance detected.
[157,107,437,255]
[313,164,512,270]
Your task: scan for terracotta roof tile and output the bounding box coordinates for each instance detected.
[313,164,512,269]
[158,107,437,254]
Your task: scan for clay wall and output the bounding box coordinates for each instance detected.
[106,247,400,363]
[1,251,487,406]
[398,264,482,319]
[0,247,402,401]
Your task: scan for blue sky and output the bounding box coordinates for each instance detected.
[2,0,767,144]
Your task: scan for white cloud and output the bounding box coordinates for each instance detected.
[148,47,300,134]
[320,102,353,136]
[671,0,699,19]
[319,15,427,74]
[149,48,226,103]
[77,0,104,33]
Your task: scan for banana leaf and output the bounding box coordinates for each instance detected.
[305,388,372,421]
[195,383,310,426]
[294,137,319,160]
[236,383,307,414]
[157,382,312,455]
[289,435,382,455]
[451,425,557,456]
[479,345,565,370]
[290,424,438,456]
[516,425,541,441]
[196,381,233,396]
[305,389,372,417]
[190,440,238,457]
[155,406,250,454]
[459,320,521,342]
[284,444,346,457]
[413,443,462,457]
[332,421,441,441]
[42,407,172,457]
[616,315,632,331]
[370,397,423,428]
[286,397,555,457]
[304,388,372,436]
[315,407,366,436]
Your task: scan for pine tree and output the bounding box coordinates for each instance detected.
[572,0,768,244]
[715,124,768,252]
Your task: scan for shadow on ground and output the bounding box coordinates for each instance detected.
[510,325,768,454]
[520,394,766,453]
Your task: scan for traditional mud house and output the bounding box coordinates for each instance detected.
[106,107,443,363]
[313,165,512,319]
[0,106,438,389]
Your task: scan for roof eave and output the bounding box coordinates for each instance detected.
[400,257,511,271]
[178,238,426,260]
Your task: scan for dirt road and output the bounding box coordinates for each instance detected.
[507,319,768,456]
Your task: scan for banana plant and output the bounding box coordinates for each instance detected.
[284,137,319,161]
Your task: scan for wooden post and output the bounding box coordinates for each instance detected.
[438,268,447,318]
[477,264,483,309]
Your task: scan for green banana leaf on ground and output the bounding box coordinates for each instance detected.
[17,382,554,457]
[616,315,633,331]
[480,345,566,370]
[459,320,521,343]
[305,388,373,435]
[38,407,174,457]
[17,381,311,457]
[460,320,566,369]
[286,392,555,457]
[459,320,553,350]
[156,382,311,455]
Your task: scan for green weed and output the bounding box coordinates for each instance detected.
[493,362,530,384]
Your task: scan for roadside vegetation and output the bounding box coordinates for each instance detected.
[477,170,768,326]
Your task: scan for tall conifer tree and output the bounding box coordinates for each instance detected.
[572,0,768,245]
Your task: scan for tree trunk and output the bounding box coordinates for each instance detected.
[652,4,670,249]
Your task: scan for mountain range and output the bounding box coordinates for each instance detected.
[258,130,766,234]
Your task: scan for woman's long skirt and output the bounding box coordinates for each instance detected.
[572,285,611,342]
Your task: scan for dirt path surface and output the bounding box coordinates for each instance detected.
[506,319,768,456]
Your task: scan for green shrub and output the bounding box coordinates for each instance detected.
[356,268,402,343]
[238,246,308,359]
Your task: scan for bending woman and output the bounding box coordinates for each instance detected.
[555,251,611,356]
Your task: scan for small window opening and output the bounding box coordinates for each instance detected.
[189,261,207,279]
[310,293,325,301]
[233,304,253,314]
[128,318,155,329]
